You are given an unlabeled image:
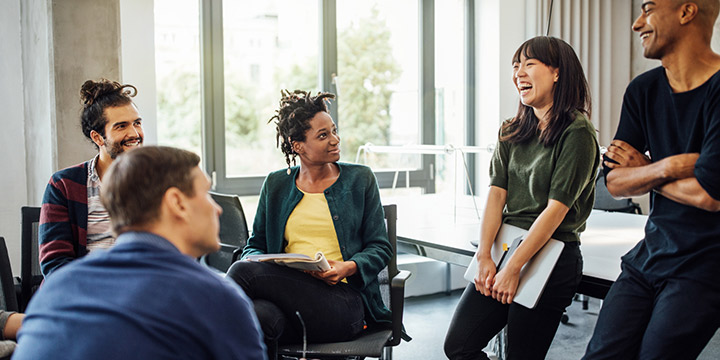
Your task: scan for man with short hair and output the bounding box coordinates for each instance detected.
[15,146,266,360]
[39,79,144,276]
[584,0,720,358]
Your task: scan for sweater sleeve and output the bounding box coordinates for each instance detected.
[241,177,269,258]
[489,126,510,190]
[39,173,81,277]
[346,169,393,291]
[549,123,599,207]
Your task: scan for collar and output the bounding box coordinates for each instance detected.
[115,231,183,255]
[88,153,101,182]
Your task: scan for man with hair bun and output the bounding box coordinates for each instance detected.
[39,79,144,277]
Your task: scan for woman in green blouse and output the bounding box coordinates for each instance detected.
[444,36,600,360]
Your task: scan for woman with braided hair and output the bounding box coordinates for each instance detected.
[226,90,392,359]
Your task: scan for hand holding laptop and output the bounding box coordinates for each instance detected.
[464,224,565,309]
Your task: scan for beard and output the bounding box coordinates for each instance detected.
[105,136,143,159]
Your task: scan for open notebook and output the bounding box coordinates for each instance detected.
[464,223,565,309]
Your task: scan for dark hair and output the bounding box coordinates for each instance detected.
[80,79,137,148]
[101,146,200,235]
[501,36,591,146]
[268,89,336,168]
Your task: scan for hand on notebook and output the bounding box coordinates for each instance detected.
[491,266,520,305]
[473,255,496,297]
[308,259,357,285]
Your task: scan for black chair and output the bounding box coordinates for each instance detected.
[278,204,411,360]
[200,191,250,273]
[20,206,42,312]
[0,237,19,312]
[593,169,642,214]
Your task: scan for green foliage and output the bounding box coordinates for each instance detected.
[224,71,260,144]
[156,68,202,153]
[157,6,401,166]
[337,6,401,155]
[275,60,318,95]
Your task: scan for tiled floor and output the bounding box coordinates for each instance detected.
[389,290,720,360]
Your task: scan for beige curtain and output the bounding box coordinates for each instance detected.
[526,0,633,146]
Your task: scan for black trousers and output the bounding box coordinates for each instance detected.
[583,261,720,360]
[226,261,365,358]
[444,242,582,360]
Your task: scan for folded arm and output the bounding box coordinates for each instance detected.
[604,140,696,196]
[604,140,719,211]
[656,178,720,212]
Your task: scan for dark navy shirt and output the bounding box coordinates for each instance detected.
[608,66,720,287]
[15,232,267,360]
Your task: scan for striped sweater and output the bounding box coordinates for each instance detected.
[39,161,90,277]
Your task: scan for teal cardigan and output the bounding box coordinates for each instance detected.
[242,162,393,324]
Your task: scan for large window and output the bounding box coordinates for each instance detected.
[336,1,419,166]
[154,0,202,156]
[222,1,319,177]
[154,0,477,196]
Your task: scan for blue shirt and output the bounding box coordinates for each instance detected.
[15,232,266,360]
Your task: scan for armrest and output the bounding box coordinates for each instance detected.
[388,269,412,346]
[231,247,243,263]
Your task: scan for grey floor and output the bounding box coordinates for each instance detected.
[388,290,720,360]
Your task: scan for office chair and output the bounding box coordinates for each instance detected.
[593,170,642,214]
[0,237,19,313]
[200,191,250,273]
[20,206,42,312]
[278,204,412,360]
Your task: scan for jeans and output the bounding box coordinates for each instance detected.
[583,261,720,360]
[444,241,582,360]
[226,261,365,357]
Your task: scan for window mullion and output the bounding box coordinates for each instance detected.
[420,0,436,193]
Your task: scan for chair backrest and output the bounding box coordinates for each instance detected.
[201,192,250,273]
[593,170,642,214]
[377,204,398,309]
[0,237,19,312]
[20,206,42,312]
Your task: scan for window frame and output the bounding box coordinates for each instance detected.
[198,0,476,196]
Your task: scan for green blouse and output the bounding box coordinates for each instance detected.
[490,112,600,242]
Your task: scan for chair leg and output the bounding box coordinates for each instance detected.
[381,346,392,360]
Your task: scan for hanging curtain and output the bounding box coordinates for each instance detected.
[526,0,633,146]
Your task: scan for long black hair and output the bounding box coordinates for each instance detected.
[268,89,336,169]
[501,36,590,146]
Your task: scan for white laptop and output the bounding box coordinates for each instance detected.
[464,223,565,309]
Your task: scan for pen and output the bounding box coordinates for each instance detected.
[496,243,509,270]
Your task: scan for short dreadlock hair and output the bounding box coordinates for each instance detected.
[268,89,336,169]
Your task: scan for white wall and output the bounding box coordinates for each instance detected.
[0,0,29,273]
[120,0,158,145]
[0,0,124,275]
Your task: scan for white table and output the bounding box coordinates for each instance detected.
[387,195,647,298]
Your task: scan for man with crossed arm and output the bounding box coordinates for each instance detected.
[584,0,720,358]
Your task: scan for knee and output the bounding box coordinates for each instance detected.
[253,299,285,341]
[443,332,462,360]
[226,260,260,286]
